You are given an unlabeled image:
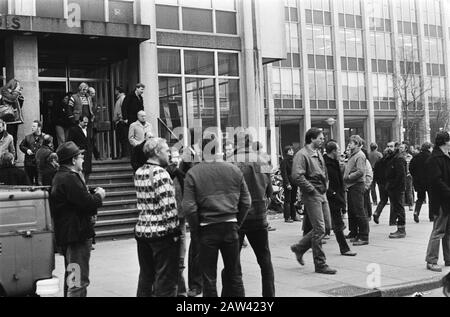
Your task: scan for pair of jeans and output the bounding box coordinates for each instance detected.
[370,181,378,204]
[388,190,405,227]
[426,209,450,264]
[136,236,180,297]
[364,189,372,218]
[198,222,245,297]
[347,183,370,241]
[293,192,331,268]
[283,185,298,220]
[63,239,92,297]
[188,232,203,294]
[238,220,275,297]
[178,221,187,297]
[330,207,351,254]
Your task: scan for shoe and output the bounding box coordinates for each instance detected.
[315,265,337,275]
[187,289,202,297]
[290,245,304,266]
[353,239,369,246]
[349,237,359,243]
[345,234,357,240]
[389,229,406,239]
[285,219,294,223]
[268,226,276,231]
[413,213,419,223]
[341,250,357,256]
[426,263,442,272]
[373,213,380,224]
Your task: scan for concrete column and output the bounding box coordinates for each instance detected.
[362,0,377,145]
[5,35,39,163]
[138,0,158,136]
[330,0,345,150]
[415,0,431,142]
[265,64,278,168]
[239,0,265,142]
[297,0,311,133]
[440,0,450,131]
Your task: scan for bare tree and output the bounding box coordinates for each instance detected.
[430,103,450,140]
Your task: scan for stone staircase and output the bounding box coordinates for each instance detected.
[89,159,137,241]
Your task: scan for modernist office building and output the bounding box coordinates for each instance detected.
[0,0,285,162]
[266,0,450,153]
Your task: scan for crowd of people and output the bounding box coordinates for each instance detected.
[1,78,450,298]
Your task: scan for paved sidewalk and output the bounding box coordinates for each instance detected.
[52,204,449,297]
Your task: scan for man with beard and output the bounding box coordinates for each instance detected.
[385,141,407,239]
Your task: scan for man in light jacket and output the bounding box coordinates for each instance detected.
[129,110,154,171]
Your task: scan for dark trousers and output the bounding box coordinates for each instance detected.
[198,222,244,297]
[347,183,370,241]
[62,239,92,297]
[364,189,372,218]
[136,236,180,297]
[238,221,275,297]
[370,181,378,204]
[178,221,187,297]
[388,190,405,227]
[374,182,389,215]
[330,207,351,254]
[188,232,203,293]
[294,192,331,268]
[426,209,450,264]
[25,166,38,185]
[404,176,414,207]
[116,122,129,158]
[415,190,432,221]
[283,185,298,220]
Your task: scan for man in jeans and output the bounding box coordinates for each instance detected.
[134,138,181,297]
[183,137,251,297]
[290,128,336,275]
[344,135,370,246]
[324,140,356,256]
[425,131,450,272]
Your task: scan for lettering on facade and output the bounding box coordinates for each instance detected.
[67,3,81,28]
[0,16,21,30]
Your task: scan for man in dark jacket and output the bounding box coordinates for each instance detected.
[122,83,145,126]
[280,145,298,222]
[373,148,390,224]
[0,152,30,185]
[35,134,54,186]
[50,141,105,297]
[231,140,275,297]
[19,120,45,185]
[324,141,356,256]
[384,141,407,238]
[410,141,433,223]
[425,131,450,272]
[67,116,93,183]
[183,137,251,297]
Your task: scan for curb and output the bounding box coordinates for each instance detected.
[354,276,444,297]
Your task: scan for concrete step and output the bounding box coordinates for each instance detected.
[97,208,139,221]
[95,227,135,241]
[99,199,136,211]
[91,166,133,177]
[91,182,135,192]
[103,191,136,202]
[89,174,134,186]
[95,217,137,228]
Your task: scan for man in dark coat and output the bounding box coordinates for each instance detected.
[67,116,93,183]
[19,120,45,185]
[35,134,54,186]
[373,148,390,224]
[0,152,30,185]
[324,141,356,256]
[122,83,145,126]
[384,141,407,239]
[410,141,433,223]
[50,141,106,296]
[425,131,450,272]
[280,145,298,222]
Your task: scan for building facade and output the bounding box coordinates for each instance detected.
[0,0,285,162]
[267,0,450,154]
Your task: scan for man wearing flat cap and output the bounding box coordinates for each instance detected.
[50,141,106,297]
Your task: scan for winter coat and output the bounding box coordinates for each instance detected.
[425,147,450,216]
[67,125,93,174]
[409,150,431,192]
[122,92,144,124]
[0,166,30,185]
[324,155,346,210]
[280,156,294,187]
[19,133,45,167]
[0,131,15,157]
[373,156,387,185]
[384,150,406,192]
[50,166,103,246]
[35,145,54,185]
[344,149,366,189]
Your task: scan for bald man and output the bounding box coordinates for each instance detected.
[129,111,154,171]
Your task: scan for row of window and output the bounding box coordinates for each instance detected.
[340,57,365,72]
[397,21,418,35]
[274,99,302,109]
[426,63,446,76]
[308,54,334,70]
[371,59,394,74]
[424,24,443,38]
[155,4,236,34]
[305,9,332,26]
[338,13,362,29]
[399,61,421,75]
[369,18,391,32]
[285,6,298,22]
[155,0,236,10]
[343,100,367,110]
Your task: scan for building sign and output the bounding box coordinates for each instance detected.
[0,15,31,30]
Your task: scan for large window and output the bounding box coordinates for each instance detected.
[158,48,240,139]
[372,73,395,110]
[272,68,302,109]
[155,0,237,35]
[309,70,335,109]
[342,72,366,110]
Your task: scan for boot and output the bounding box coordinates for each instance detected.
[413,201,422,223]
[389,226,406,239]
